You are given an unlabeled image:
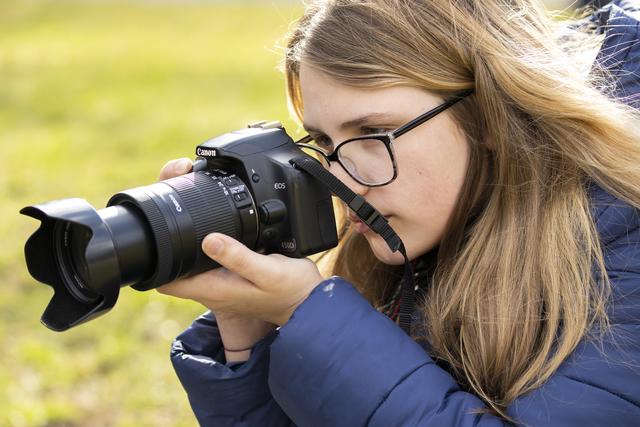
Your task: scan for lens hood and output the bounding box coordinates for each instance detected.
[21,199,121,331]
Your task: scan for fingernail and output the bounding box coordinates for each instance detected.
[176,159,192,174]
[203,234,224,256]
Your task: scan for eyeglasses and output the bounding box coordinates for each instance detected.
[295,89,473,187]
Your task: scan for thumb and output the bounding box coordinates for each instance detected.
[202,233,276,285]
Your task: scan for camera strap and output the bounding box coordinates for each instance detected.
[290,155,415,334]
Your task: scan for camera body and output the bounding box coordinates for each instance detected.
[190,121,337,259]
[21,121,338,331]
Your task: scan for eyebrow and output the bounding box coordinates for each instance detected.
[303,112,395,134]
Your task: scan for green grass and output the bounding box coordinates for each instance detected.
[0,1,302,425]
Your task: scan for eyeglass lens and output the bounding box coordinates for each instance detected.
[299,137,394,185]
[338,138,393,185]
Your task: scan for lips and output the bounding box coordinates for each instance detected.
[348,211,389,222]
[348,211,390,233]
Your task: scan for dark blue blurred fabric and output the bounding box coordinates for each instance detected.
[170,1,640,425]
[592,0,640,108]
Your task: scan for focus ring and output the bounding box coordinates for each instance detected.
[167,173,239,244]
[108,189,174,290]
[166,173,240,275]
[132,191,174,288]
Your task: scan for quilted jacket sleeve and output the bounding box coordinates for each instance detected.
[268,195,640,427]
[170,312,295,427]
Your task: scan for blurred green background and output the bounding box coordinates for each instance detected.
[0,1,302,425]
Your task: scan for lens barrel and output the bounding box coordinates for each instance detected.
[21,171,257,331]
[108,171,257,290]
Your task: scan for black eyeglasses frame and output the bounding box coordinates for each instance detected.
[295,89,473,187]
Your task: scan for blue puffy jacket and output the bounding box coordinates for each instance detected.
[170,2,640,425]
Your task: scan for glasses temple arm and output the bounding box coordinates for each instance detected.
[392,89,474,139]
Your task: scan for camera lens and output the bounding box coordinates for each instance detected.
[107,171,258,291]
[55,221,100,304]
[21,171,259,330]
[68,225,91,285]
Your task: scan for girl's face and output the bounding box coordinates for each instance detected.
[299,63,471,264]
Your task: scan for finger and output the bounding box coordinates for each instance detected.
[201,233,282,286]
[156,268,258,308]
[158,158,192,181]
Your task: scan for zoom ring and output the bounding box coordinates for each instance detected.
[166,173,239,249]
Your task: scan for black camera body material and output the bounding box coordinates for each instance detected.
[21,121,338,331]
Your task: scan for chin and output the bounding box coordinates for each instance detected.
[364,232,408,266]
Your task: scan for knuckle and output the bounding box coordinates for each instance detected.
[302,258,319,271]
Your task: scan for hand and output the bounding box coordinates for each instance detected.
[157,232,325,326]
[158,159,278,360]
[155,159,324,360]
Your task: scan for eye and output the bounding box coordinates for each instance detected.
[311,134,334,151]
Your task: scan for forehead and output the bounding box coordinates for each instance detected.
[299,62,442,131]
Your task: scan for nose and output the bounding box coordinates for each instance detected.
[328,162,369,197]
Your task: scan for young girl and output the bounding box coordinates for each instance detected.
[158,0,640,425]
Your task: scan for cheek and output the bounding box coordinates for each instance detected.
[399,133,468,208]
[390,126,470,255]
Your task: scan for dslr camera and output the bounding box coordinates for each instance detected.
[21,121,338,331]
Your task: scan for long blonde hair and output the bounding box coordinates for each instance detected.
[284,0,640,422]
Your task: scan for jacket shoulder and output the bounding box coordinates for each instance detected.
[588,183,640,329]
[589,182,640,244]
